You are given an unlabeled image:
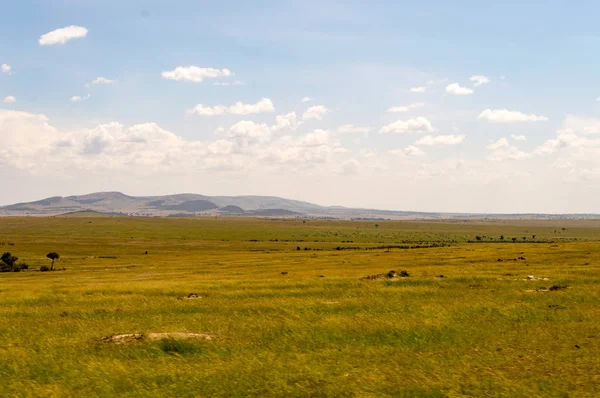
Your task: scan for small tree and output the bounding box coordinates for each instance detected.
[46,252,60,271]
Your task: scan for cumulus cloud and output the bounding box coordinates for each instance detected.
[389,146,425,157]
[188,98,274,116]
[39,26,88,45]
[410,87,426,93]
[387,103,425,113]
[487,138,509,150]
[511,134,527,141]
[562,115,600,135]
[478,109,549,123]
[470,75,490,87]
[338,124,371,134]
[379,117,435,134]
[302,105,329,121]
[446,83,474,95]
[1,64,11,74]
[70,94,91,102]
[272,112,299,132]
[338,159,361,175]
[416,135,465,146]
[301,97,313,103]
[220,120,273,149]
[486,137,532,161]
[488,146,532,161]
[161,66,232,83]
[3,96,16,104]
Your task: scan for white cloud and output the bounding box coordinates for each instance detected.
[39,25,88,46]
[446,83,474,95]
[379,117,435,134]
[339,159,361,175]
[86,77,116,87]
[272,112,299,132]
[3,96,16,104]
[597,97,600,102]
[220,120,273,149]
[470,75,490,87]
[386,103,425,113]
[161,66,232,83]
[188,98,275,116]
[478,109,549,123]
[488,146,532,161]
[534,130,581,155]
[360,149,377,158]
[1,64,11,74]
[409,87,426,93]
[213,81,244,86]
[510,134,527,141]
[389,145,425,157]
[500,76,506,81]
[562,115,600,135]
[338,124,371,134]
[70,94,91,102]
[301,97,313,103]
[487,138,509,150]
[298,129,332,147]
[302,105,329,121]
[416,135,465,146]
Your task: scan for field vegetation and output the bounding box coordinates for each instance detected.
[0,217,599,397]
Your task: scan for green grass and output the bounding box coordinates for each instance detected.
[1,217,599,397]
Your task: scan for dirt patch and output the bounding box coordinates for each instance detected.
[103,332,214,344]
[360,270,403,280]
[102,333,144,344]
[521,275,549,281]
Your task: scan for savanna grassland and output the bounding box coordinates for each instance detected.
[0,217,599,397]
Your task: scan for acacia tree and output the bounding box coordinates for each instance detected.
[46,252,60,271]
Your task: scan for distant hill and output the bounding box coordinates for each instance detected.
[162,200,219,212]
[2,191,600,220]
[220,205,245,214]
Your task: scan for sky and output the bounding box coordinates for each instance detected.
[1,0,600,213]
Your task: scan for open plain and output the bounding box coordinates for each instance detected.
[1,216,599,397]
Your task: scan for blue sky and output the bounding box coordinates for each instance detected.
[2,1,600,212]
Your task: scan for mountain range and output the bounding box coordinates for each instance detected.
[1,192,599,220]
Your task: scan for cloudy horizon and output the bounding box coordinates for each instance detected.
[2,1,600,213]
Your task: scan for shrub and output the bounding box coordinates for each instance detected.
[399,270,410,277]
[40,265,50,272]
[1,252,27,272]
[158,339,200,355]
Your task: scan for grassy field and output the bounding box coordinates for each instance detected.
[0,217,599,397]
